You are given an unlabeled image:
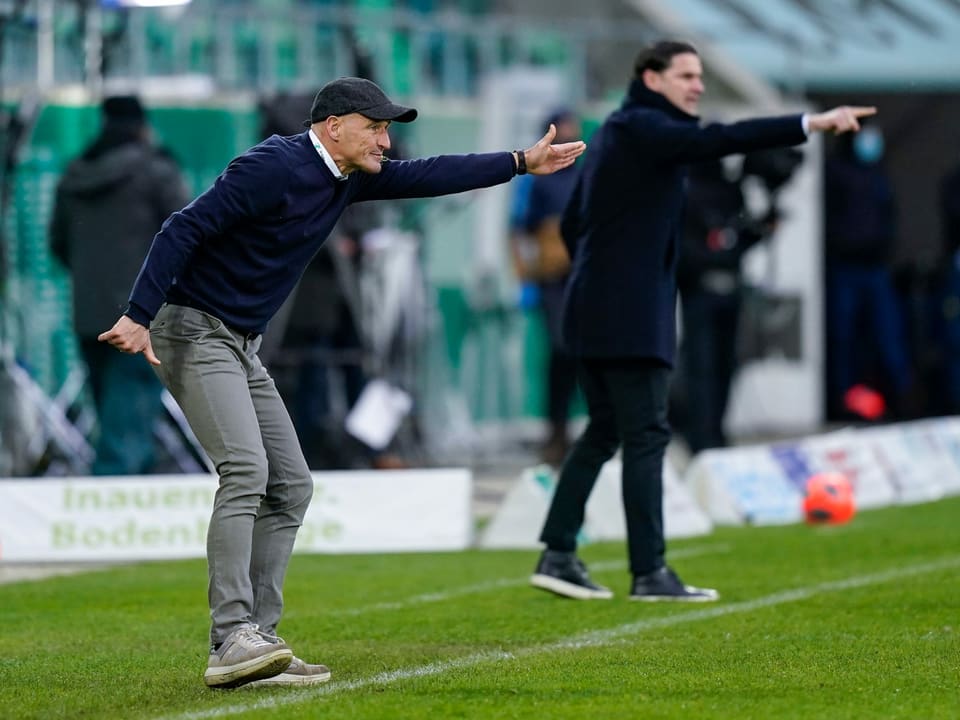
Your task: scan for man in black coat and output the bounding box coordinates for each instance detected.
[530,40,875,602]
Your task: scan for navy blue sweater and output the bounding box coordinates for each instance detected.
[126,131,515,334]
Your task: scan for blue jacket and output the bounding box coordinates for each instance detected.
[524,163,579,232]
[560,80,807,363]
[126,131,515,334]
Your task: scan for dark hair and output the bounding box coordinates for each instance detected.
[633,40,698,79]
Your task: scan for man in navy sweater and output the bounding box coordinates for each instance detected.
[98,76,584,689]
[529,40,874,603]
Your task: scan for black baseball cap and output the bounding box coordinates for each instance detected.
[304,77,418,127]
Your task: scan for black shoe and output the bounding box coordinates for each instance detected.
[530,550,613,600]
[629,566,719,602]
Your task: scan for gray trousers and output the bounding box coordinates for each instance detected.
[150,304,313,647]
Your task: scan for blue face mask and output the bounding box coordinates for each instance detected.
[853,127,884,164]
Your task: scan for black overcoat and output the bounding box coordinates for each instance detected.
[560,80,808,364]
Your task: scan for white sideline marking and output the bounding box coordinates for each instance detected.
[329,543,731,617]
[160,555,960,720]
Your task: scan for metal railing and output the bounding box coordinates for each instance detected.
[1,1,661,101]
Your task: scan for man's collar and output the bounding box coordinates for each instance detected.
[308,128,347,181]
[623,78,699,123]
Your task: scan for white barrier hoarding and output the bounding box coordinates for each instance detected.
[689,417,960,525]
[687,446,804,526]
[0,468,472,562]
[478,458,712,549]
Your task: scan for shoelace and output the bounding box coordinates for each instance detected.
[664,568,684,585]
[572,558,597,583]
[236,624,274,649]
[256,627,285,645]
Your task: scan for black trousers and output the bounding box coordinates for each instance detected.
[538,356,672,576]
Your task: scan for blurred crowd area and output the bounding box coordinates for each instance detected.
[2,0,960,477]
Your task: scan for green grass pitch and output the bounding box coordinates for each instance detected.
[1,496,958,719]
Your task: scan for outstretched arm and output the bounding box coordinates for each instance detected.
[806,106,877,134]
[355,127,587,201]
[517,124,586,175]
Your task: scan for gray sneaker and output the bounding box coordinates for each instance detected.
[246,656,332,687]
[204,624,293,689]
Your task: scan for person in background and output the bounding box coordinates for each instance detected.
[823,124,914,421]
[280,208,387,470]
[675,157,772,455]
[942,155,960,260]
[529,39,874,603]
[510,108,582,466]
[934,155,960,412]
[97,77,585,689]
[50,95,191,475]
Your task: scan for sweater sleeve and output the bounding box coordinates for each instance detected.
[125,146,290,326]
[351,152,516,201]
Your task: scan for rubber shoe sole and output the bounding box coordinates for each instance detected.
[629,589,719,603]
[530,573,614,600]
[204,648,293,689]
[246,667,332,688]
